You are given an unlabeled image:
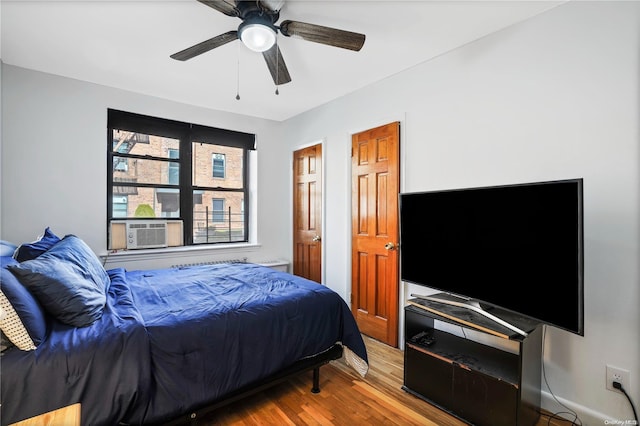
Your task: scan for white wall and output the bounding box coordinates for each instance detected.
[2,1,639,423]
[0,60,3,238]
[0,65,290,268]
[280,1,639,423]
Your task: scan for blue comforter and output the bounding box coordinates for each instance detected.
[1,263,368,425]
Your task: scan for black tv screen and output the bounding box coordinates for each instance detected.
[400,178,584,335]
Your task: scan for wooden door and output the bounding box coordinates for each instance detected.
[351,122,400,347]
[293,144,322,283]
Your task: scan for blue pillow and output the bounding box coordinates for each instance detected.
[8,235,110,327]
[1,256,17,268]
[0,262,48,350]
[13,227,61,262]
[0,241,18,257]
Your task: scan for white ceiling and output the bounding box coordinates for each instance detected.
[0,1,563,122]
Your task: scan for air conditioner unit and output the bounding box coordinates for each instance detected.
[126,221,168,249]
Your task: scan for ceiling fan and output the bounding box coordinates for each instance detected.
[170,0,366,86]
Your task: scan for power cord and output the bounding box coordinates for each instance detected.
[542,411,581,425]
[613,381,638,424]
[102,250,111,267]
[540,325,583,425]
[460,325,467,339]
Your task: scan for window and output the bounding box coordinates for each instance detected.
[212,199,225,222]
[113,196,128,218]
[212,154,225,178]
[107,109,255,247]
[113,141,130,172]
[168,148,179,185]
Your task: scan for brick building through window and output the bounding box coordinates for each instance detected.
[107,109,255,246]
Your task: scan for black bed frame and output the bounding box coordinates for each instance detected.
[160,344,344,425]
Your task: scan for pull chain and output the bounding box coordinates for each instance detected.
[236,43,241,100]
[275,33,280,95]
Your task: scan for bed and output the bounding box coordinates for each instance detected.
[0,232,368,425]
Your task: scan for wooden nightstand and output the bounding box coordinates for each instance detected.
[9,403,80,426]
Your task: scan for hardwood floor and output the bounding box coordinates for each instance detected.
[198,336,569,425]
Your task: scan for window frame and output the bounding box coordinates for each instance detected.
[107,109,255,247]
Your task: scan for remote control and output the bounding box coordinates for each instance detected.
[411,331,436,346]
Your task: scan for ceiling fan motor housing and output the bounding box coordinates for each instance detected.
[236,1,280,23]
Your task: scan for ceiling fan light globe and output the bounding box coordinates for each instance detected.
[240,24,276,52]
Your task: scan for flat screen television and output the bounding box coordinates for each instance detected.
[399,178,584,336]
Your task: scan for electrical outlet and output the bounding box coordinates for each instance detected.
[606,365,630,392]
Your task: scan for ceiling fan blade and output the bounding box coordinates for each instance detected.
[263,44,292,85]
[259,0,285,12]
[196,0,239,17]
[170,31,238,61]
[279,20,365,51]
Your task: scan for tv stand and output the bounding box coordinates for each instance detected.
[411,292,529,337]
[403,298,543,426]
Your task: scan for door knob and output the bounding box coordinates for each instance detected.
[312,235,321,242]
[384,242,396,250]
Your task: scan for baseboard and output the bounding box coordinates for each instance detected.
[541,390,618,425]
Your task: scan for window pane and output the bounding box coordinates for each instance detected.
[110,187,180,218]
[193,190,245,243]
[113,156,179,186]
[192,143,243,189]
[112,130,179,159]
[113,196,128,218]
